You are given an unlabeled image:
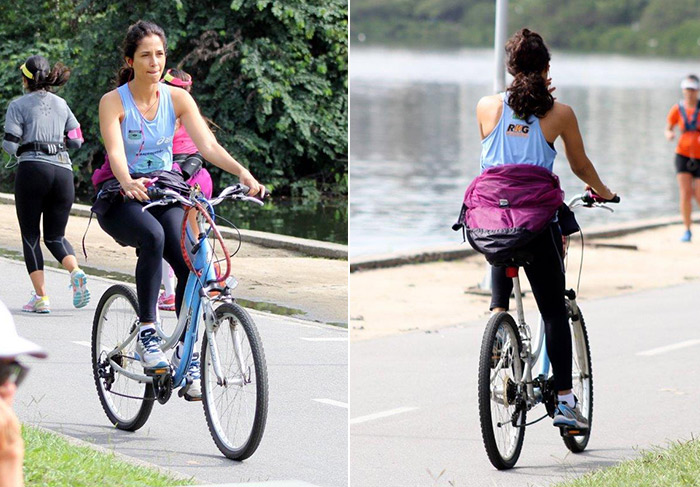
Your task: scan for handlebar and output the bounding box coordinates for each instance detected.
[568,190,620,211]
[141,183,265,211]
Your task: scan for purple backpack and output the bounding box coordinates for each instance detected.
[454,164,564,265]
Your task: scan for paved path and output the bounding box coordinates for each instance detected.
[350,282,700,486]
[1,258,348,486]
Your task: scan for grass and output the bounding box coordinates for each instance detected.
[23,425,196,487]
[555,438,700,487]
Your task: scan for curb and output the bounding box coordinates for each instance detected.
[350,213,700,272]
[0,192,347,260]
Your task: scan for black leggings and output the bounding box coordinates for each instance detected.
[97,199,189,324]
[14,161,76,274]
[490,224,572,392]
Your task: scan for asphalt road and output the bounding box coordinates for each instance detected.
[350,281,700,486]
[1,257,348,486]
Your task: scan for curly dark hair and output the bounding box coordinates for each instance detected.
[505,28,553,122]
[21,55,71,92]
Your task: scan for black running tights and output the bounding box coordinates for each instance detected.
[97,199,189,324]
[489,223,572,392]
[14,161,76,274]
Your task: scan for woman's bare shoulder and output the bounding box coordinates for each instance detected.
[477,94,502,109]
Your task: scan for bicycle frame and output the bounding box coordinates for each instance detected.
[104,196,241,389]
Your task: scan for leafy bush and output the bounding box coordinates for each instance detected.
[0,0,348,199]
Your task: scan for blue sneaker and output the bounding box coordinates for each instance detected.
[681,230,692,242]
[553,399,588,429]
[135,327,169,371]
[70,269,90,308]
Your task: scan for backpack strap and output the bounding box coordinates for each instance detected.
[678,101,700,132]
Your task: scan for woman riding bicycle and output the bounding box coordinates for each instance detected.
[476,28,616,430]
[93,20,264,400]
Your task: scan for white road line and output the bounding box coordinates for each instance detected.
[72,341,91,348]
[350,407,418,425]
[637,339,700,357]
[301,337,347,342]
[313,398,348,408]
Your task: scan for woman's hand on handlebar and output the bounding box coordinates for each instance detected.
[585,186,620,203]
[239,170,266,198]
[120,177,152,202]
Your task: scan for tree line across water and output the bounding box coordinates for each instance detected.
[351,0,700,58]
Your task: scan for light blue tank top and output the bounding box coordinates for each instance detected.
[117,82,176,174]
[480,93,557,173]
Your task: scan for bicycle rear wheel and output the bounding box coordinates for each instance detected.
[478,312,526,470]
[563,303,593,452]
[92,284,154,431]
[202,302,268,460]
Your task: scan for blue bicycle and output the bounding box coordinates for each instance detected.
[91,183,268,460]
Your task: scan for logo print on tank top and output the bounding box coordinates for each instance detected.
[506,123,530,137]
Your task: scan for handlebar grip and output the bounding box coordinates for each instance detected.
[147,186,167,200]
[608,194,621,203]
[239,184,250,195]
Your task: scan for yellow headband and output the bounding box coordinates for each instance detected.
[20,64,33,80]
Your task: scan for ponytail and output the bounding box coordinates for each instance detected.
[116,66,134,87]
[505,28,553,121]
[21,56,71,92]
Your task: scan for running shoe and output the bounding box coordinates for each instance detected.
[22,293,50,314]
[681,230,692,242]
[69,269,90,308]
[157,292,176,312]
[552,399,588,429]
[134,327,169,371]
[172,347,202,401]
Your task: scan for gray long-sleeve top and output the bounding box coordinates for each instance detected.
[3,90,81,170]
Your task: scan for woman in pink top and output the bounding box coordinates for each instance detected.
[158,69,214,310]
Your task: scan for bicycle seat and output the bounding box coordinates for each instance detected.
[491,250,534,268]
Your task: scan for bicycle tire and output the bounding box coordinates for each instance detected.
[92,284,154,431]
[202,302,268,460]
[478,312,526,470]
[563,306,593,453]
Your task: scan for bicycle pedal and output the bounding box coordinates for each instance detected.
[559,427,589,437]
[144,366,171,377]
[177,388,203,402]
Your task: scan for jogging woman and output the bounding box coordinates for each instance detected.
[2,55,89,314]
[93,21,263,400]
[476,28,616,430]
[665,74,700,242]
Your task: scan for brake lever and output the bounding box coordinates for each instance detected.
[141,199,174,211]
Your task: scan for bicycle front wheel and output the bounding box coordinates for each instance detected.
[563,304,593,453]
[478,312,526,470]
[202,302,268,460]
[92,284,154,431]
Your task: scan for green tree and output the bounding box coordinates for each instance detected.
[0,1,348,201]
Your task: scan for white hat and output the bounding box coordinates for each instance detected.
[0,301,47,359]
[681,78,699,90]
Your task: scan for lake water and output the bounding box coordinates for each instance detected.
[350,47,699,256]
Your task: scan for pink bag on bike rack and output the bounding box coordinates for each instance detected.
[454,164,564,265]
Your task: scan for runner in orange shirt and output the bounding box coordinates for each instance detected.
[666,74,700,242]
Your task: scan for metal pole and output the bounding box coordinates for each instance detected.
[493,0,508,93]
